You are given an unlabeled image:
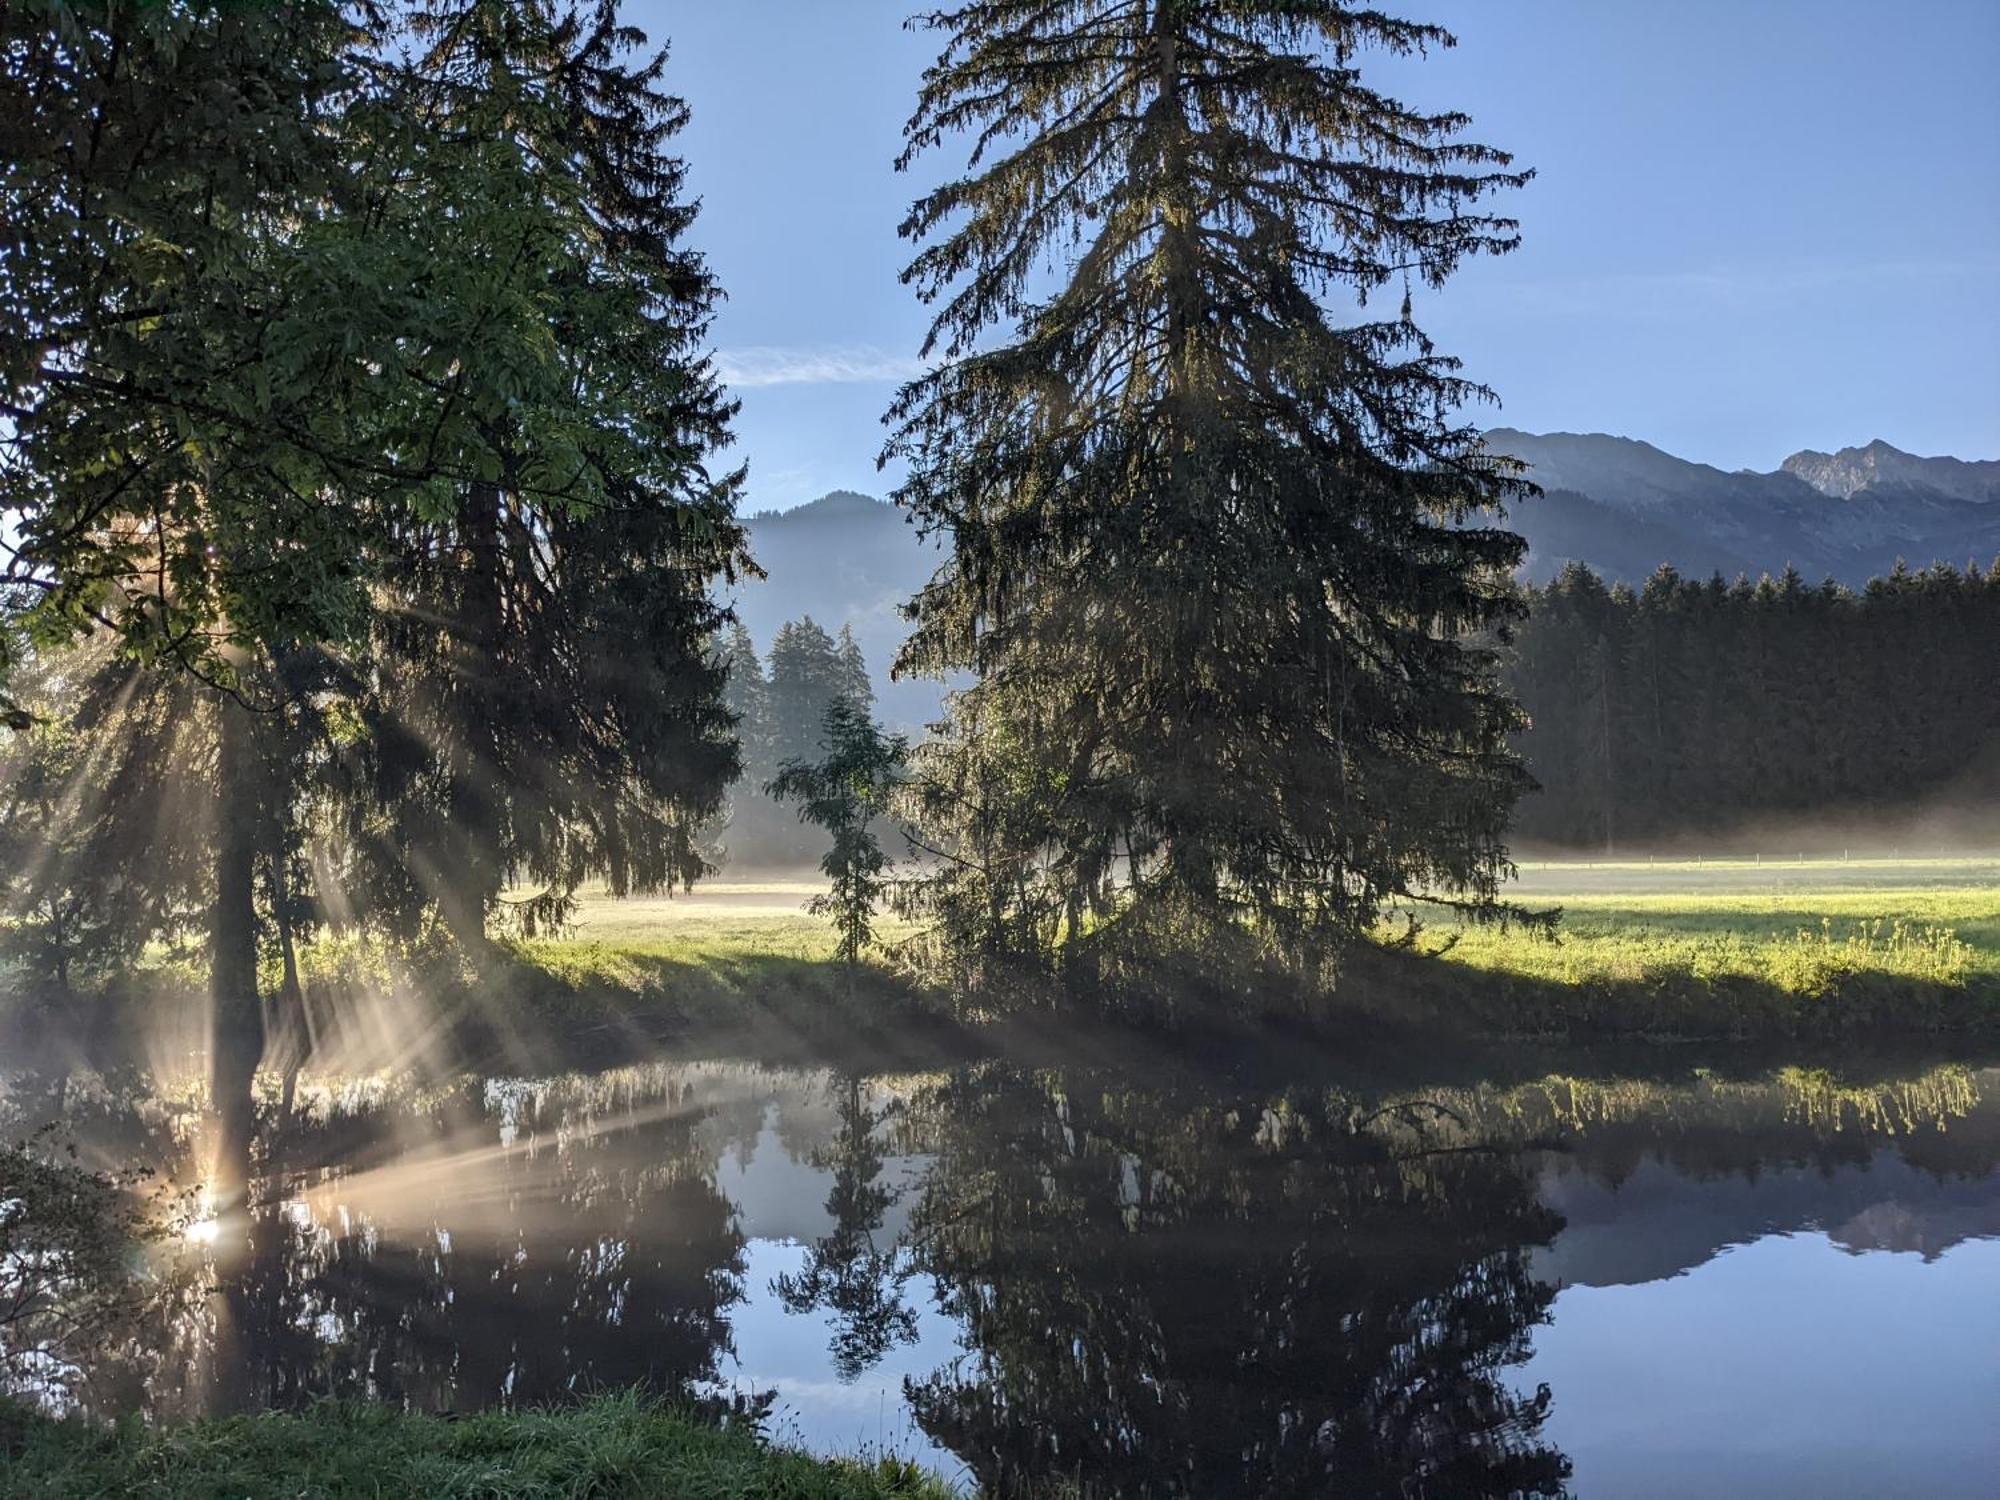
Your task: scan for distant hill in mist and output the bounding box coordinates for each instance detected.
[727,433,1999,720]
[726,490,947,730]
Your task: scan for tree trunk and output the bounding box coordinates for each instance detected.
[211,691,265,1214]
[1597,644,1616,857]
[269,846,307,1126]
[440,479,506,958]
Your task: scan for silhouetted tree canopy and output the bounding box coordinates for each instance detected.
[0,0,747,1177]
[888,0,1538,994]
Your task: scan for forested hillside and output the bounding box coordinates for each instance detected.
[724,482,2000,860]
[729,493,945,731]
[738,429,2000,686]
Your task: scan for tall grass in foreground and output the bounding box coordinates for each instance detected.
[1769,919,1974,995]
[0,1391,958,1500]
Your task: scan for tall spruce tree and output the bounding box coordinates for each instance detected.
[712,619,783,867]
[889,2,1536,982]
[719,620,772,780]
[766,618,847,767]
[835,623,875,717]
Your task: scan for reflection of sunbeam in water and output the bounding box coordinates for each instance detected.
[278,1088,718,1253]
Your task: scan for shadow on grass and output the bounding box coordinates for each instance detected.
[8,930,1996,1099]
[457,943,976,1076]
[469,930,2000,1085]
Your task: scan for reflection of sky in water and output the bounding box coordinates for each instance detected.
[704,1070,2000,1498]
[17,1056,2000,1496]
[710,1117,966,1485]
[716,1238,968,1488]
[1518,1232,2000,1499]
[714,1110,930,1246]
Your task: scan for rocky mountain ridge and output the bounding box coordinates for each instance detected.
[1482,429,2000,585]
[1780,439,2000,504]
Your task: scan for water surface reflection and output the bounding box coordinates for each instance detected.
[12,1052,1998,1497]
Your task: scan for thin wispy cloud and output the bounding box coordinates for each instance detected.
[715,344,928,389]
[1475,256,2000,321]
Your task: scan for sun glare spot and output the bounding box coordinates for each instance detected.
[184,1186,222,1246]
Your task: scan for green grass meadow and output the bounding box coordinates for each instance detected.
[1382,856,2000,1037]
[17,861,1997,1078]
[523,856,2000,1041]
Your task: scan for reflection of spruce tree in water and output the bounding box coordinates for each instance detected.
[197,1106,749,1414]
[775,1076,919,1379]
[898,1066,1570,1499]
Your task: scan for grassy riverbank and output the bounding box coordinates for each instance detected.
[1375,857,2000,1037]
[484,860,2000,1044]
[0,1392,957,1500]
[7,862,1998,1071]
[523,859,2000,1042]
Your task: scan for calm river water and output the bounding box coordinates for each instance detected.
[20,1048,2000,1497]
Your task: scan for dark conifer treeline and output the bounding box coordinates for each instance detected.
[1508,561,2000,848]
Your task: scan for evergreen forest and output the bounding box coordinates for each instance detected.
[1507,562,2000,849]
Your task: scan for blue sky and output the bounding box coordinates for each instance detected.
[636,0,2000,511]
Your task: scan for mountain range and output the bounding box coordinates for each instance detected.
[727,434,1999,727]
[1486,430,2000,587]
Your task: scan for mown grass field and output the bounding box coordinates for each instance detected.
[1445,856,2000,985]
[548,858,2000,987]
[506,884,910,1030]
